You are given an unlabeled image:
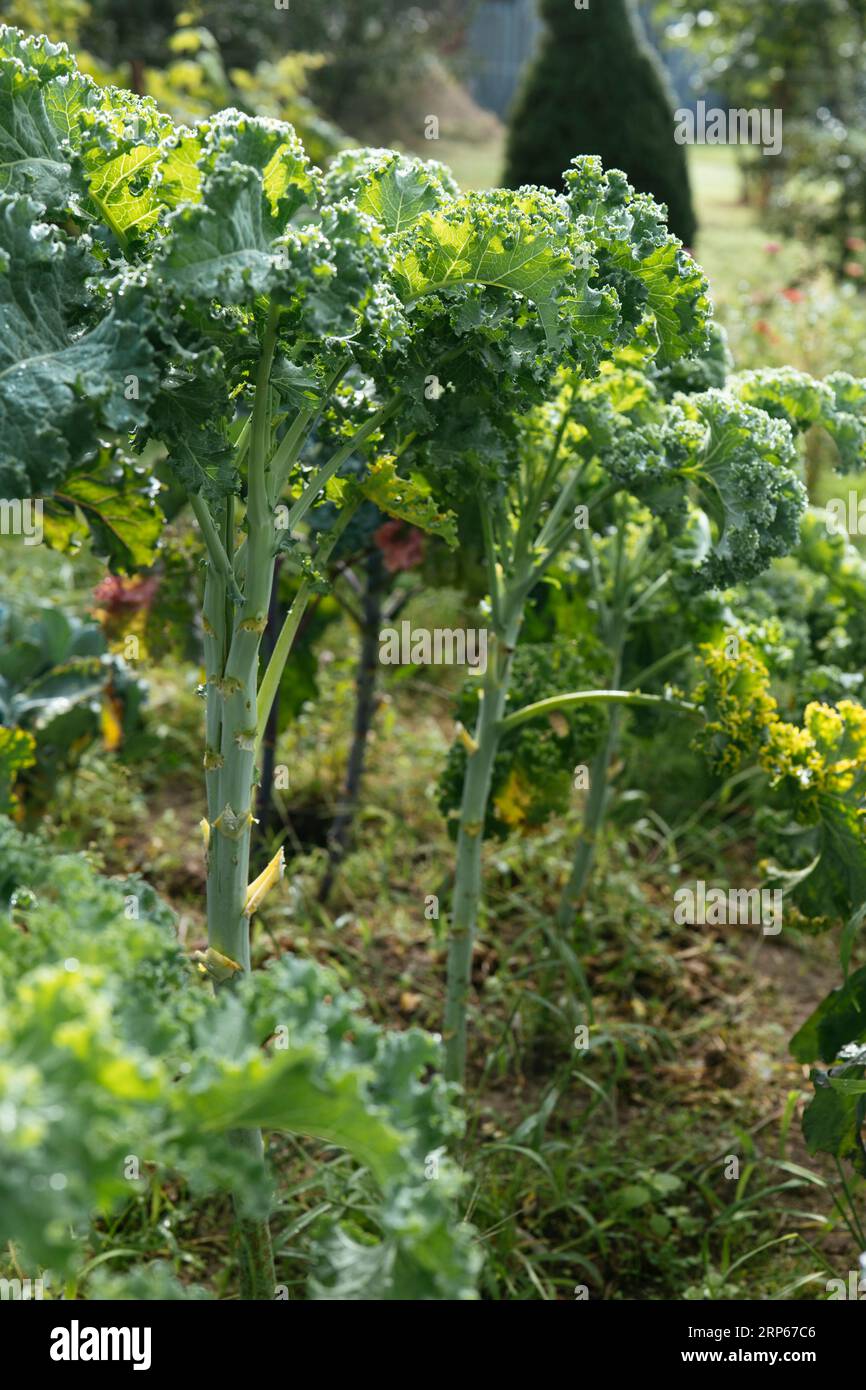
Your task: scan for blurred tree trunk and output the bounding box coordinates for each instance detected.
[318,549,388,902]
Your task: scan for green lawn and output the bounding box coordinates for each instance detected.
[688,148,803,303]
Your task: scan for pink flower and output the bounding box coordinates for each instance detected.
[845,235,866,251]
[763,241,782,254]
[844,261,864,277]
[374,520,425,573]
[92,573,159,612]
[780,287,806,302]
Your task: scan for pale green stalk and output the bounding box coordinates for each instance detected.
[195,309,280,1300]
[442,462,702,1080]
[444,568,528,1084]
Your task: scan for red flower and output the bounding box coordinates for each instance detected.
[844,261,864,277]
[845,235,866,251]
[374,520,425,573]
[92,573,159,613]
[780,287,806,303]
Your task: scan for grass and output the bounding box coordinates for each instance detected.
[687,149,804,302]
[9,628,854,1300]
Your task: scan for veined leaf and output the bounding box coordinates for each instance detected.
[201,110,318,231]
[86,144,164,244]
[43,450,163,571]
[801,1074,866,1167]
[356,154,446,233]
[358,456,458,547]
[0,25,173,238]
[153,111,322,306]
[791,965,866,1063]
[392,188,578,349]
[325,146,459,215]
[181,1042,406,1186]
[154,131,202,209]
[565,157,710,363]
[0,26,81,210]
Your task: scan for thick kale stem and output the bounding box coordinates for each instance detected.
[203,308,280,1301]
[202,498,228,821]
[189,492,243,606]
[444,572,527,1086]
[209,308,281,938]
[255,557,283,845]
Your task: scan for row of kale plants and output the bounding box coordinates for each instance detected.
[1,26,865,1298]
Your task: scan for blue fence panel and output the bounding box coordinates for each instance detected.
[466,0,541,118]
[464,1,701,117]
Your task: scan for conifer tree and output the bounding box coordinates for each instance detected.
[505,0,697,245]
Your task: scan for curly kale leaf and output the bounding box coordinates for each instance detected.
[0,25,174,239]
[797,508,866,612]
[674,392,807,588]
[565,157,711,363]
[595,389,806,589]
[0,31,715,548]
[0,831,479,1298]
[564,366,806,590]
[651,321,733,399]
[152,111,332,310]
[731,367,866,473]
[0,26,91,214]
[324,148,459,232]
[0,194,158,496]
[41,448,164,570]
[390,185,615,356]
[353,456,458,547]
